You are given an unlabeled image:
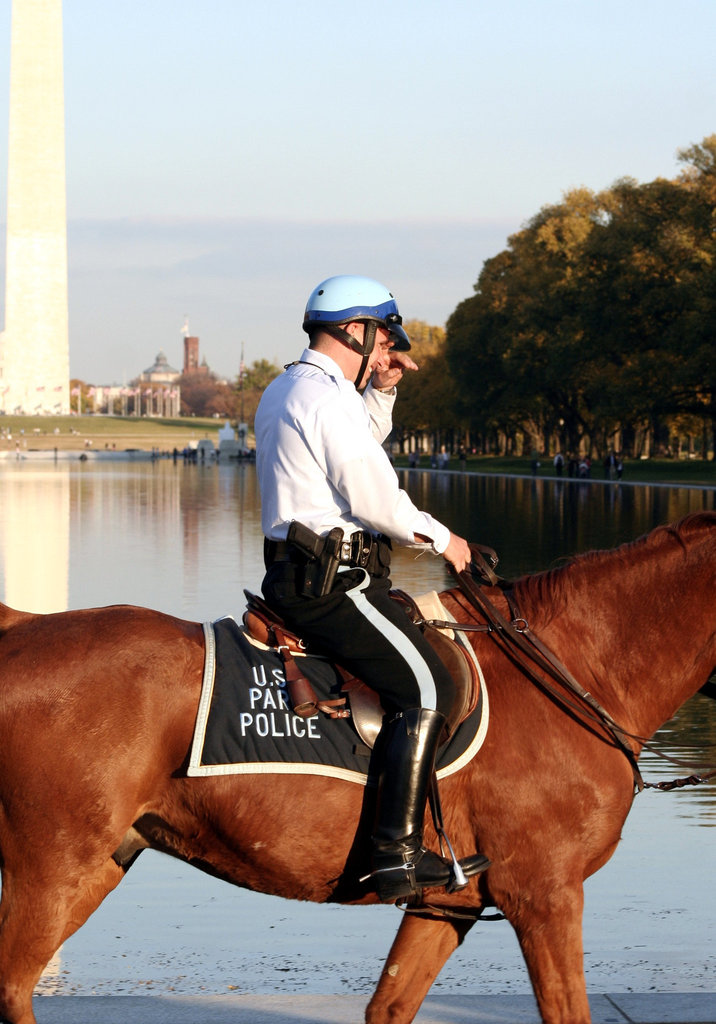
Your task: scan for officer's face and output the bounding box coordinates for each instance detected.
[366,329,395,377]
[343,323,395,389]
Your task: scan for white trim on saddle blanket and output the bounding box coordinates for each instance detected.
[186,592,489,783]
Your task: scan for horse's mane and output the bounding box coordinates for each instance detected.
[512,510,716,624]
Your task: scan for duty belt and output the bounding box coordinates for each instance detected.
[264,527,391,574]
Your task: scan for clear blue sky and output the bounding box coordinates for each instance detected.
[0,0,714,383]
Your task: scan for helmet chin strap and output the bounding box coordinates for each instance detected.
[324,321,377,388]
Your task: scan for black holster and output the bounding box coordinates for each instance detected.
[287,522,343,597]
[265,521,392,598]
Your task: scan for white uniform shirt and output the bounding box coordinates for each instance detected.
[255,347,450,554]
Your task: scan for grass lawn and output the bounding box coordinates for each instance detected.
[0,414,223,454]
[1,415,714,486]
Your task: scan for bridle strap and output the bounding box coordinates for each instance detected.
[449,548,716,792]
[449,551,645,791]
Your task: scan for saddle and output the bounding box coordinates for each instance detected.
[242,589,480,750]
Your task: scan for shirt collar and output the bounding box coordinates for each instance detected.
[295,347,346,381]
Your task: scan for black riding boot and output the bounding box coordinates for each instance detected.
[363,707,490,903]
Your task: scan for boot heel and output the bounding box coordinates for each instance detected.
[361,862,419,903]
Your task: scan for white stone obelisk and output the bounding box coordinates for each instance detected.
[0,0,69,415]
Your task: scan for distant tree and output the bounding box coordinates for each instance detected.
[179,371,228,417]
[674,135,716,443]
[69,379,88,414]
[242,358,282,391]
[234,358,282,425]
[391,320,466,452]
[580,166,716,447]
[447,188,606,454]
[445,136,716,459]
[178,359,282,422]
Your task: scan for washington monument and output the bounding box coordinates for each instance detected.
[0,0,69,415]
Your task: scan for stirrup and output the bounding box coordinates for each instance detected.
[445,852,491,893]
[427,770,490,892]
[437,827,490,892]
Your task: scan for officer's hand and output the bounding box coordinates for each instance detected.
[372,351,419,391]
[442,533,472,574]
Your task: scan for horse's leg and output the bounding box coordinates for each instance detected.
[365,913,474,1024]
[0,856,125,1024]
[509,883,590,1024]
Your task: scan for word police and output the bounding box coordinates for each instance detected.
[241,663,321,740]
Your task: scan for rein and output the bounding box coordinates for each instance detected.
[439,545,716,795]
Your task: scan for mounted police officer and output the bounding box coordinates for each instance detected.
[255,274,489,902]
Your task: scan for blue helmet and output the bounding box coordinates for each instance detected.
[302,275,411,352]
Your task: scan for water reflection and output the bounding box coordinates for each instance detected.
[2,461,711,610]
[0,469,69,612]
[0,461,267,620]
[402,470,715,578]
[644,695,716,826]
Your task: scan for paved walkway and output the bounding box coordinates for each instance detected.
[30,993,716,1023]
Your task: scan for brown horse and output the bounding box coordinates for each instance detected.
[0,511,714,1024]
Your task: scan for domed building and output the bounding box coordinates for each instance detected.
[132,350,181,416]
[87,350,181,417]
[140,350,181,385]
[83,336,195,418]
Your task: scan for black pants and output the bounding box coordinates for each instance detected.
[262,558,455,717]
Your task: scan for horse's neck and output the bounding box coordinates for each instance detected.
[520,533,715,740]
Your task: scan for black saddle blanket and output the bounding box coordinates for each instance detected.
[187,616,488,785]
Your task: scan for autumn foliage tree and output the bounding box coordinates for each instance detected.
[386,321,473,455]
[446,134,716,459]
[179,359,282,420]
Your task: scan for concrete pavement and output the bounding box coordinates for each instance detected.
[30,993,716,1023]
